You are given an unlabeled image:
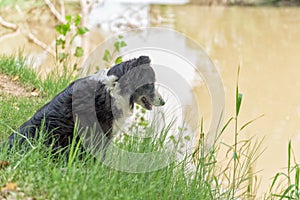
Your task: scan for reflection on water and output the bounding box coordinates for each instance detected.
[152,5,300,196]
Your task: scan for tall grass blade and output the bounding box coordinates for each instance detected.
[67,119,82,168]
[220,117,234,135]
[288,140,292,186]
[281,184,296,200]
[239,114,264,132]
[236,93,243,117]
[296,165,299,192]
[235,65,242,117]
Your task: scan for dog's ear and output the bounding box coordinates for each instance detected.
[134,56,151,67]
[107,56,151,80]
[127,56,151,71]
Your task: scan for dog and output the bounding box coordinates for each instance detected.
[5,56,165,157]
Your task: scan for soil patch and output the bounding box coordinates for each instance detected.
[0,74,31,97]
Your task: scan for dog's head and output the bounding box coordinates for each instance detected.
[107,56,165,110]
[129,81,165,110]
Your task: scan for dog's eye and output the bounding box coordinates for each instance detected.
[145,84,154,89]
[138,84,154,91]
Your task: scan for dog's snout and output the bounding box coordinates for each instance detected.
[159,97,165,106]
[154,88,165,107]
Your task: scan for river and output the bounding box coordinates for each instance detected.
[153,5,300,196]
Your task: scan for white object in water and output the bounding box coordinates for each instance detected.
[89,1,150,33]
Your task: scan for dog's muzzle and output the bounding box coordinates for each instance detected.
[153,90,165,106]
[158,96,165,106]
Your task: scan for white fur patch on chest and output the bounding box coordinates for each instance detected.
[89,69,133,135]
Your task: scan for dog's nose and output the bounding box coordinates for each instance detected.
[159,98,165,106]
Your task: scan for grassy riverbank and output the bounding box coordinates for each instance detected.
[0,55,298,199]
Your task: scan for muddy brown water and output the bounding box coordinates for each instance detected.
[1,5,300,197]
[153,5,300,196]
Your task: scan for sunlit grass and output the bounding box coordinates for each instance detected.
[0,54,75,140]
[0,95,45,141]
[0,54,75,97]
[0,55,38,87]
[0,113,216,199]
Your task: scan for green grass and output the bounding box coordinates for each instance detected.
[0,55,38,87]
[0,55,217,199]
[0,141,217,199]
[0,55,298,199]
[0,55,74,141]
[266,141,300,199]
[0,96,45,141]
[0,54,75,96]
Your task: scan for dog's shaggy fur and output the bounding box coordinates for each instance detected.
[5,56,165,155]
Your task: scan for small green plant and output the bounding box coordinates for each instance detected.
[268,141,300,199]
[102,35,127,68]
[55,14,89,73]
[192,66,264,199]
[223,66,263,199]
[132,105,149,129]
[67,119,83,169]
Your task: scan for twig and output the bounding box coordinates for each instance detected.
[0,16,18,30]
[59,0,66,21]
[44,0,65,23]
[0,31,20,42]
[80,0,96,13]
[18,6,56,57]
[88,0,96,12]
[26,32,55,56]
[0,14,55,57]
[80,0,95,75]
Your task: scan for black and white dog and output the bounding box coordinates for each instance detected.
[5,56,165,156]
